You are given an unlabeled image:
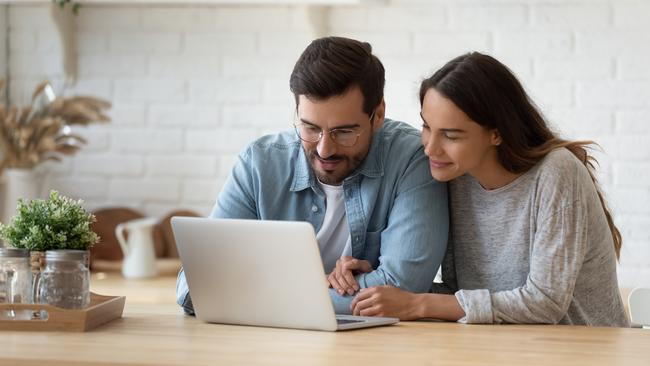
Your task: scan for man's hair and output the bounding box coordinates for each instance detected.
[289,36,385,116]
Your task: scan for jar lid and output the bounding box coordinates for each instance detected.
[0,247,30,258]
[45,250,88,261]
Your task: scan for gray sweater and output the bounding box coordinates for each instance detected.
[435,148,629,327]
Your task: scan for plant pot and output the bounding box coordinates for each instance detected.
[0,169,41,225]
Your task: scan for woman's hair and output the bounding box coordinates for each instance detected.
[419,52,622,258]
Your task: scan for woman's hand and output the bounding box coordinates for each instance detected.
[350,285,422,320]
[327,256,372,296]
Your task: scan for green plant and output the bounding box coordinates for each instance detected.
[0,191,99,251]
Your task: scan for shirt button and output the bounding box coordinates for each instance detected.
[312,205,319,213]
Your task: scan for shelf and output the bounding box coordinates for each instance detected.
[5,0,379,5]
[5,0,382,84]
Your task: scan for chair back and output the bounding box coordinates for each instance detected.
[628,287,650,328]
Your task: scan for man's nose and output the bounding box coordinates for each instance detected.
[317,132,337,159]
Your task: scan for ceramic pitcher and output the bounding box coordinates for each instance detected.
[115,217,158,279]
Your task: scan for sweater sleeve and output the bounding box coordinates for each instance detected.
[455,201,588,324]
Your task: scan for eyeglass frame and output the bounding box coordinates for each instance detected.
[293,110,376,148]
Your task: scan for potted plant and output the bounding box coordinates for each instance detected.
[0,190,99,270]
[0,191,100,308]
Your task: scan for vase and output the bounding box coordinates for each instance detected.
[0,168,41,226]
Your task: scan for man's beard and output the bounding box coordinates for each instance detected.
[308,151,365,185]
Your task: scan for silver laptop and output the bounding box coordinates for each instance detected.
[171,217,399,331]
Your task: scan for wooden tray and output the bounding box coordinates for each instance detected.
[0,292,125,332]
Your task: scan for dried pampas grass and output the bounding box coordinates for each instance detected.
[0,80,111,173]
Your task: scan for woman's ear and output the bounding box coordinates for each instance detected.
[491,129,502,146]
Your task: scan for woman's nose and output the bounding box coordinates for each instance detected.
[423,135,439,157]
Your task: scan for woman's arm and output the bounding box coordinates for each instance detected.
[454,200,589,324]
[351,203,588,323]
[350,286,465,321]
[419,293,466,321]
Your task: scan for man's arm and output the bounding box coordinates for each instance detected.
[211,148,258,220]
[175,148,258,314]
[331,153,449,314]
[430,236,457,295]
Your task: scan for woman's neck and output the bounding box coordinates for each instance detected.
[471,154,522,191]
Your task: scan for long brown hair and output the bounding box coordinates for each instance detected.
[420,52,622,258]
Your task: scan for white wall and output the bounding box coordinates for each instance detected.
[6,0,650,287]
[0,5,6,98]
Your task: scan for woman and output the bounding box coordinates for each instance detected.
[346,52,629,326]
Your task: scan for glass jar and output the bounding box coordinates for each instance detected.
[0,248,32,304]
[0,248,33,320]
[37,250,90,309]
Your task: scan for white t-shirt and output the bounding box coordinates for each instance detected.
[316,181,352,274]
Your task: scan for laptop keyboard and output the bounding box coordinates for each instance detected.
[336,318,366,325]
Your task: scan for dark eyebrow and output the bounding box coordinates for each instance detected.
[299,118,320,128]
[331,124,361,130]
[440,128,466,134]
[419,113,466,133]
[299,118,360,130]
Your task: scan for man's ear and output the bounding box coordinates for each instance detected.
[372,99,386,130]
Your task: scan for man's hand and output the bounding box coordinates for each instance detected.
[327,256,372,296]
[350,285,422,320]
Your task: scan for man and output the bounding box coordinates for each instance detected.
[176,36,448,315]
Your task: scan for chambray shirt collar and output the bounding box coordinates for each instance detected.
[290,124,386,192]
[291,143,313,192]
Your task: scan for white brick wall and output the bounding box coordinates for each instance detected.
[0,6,8,171]
[4,0,650,288]
[0,5,6,96]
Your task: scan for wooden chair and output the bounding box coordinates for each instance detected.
[157,210,201,259]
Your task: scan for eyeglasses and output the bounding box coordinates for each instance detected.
[294,111,375,148]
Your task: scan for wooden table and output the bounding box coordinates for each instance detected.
[1,273,648,366]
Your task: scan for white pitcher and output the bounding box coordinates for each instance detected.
[115,217,159,279]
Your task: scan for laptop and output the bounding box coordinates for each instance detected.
[171,217,399,331]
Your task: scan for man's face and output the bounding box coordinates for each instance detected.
[296,86,384,185]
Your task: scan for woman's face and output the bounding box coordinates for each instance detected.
[420,88,501,183]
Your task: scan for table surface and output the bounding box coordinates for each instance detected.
[1,272,648,366]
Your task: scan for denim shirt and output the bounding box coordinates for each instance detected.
[176,119,449,314]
